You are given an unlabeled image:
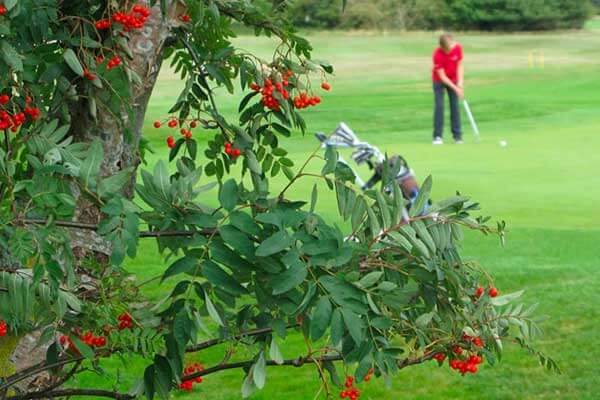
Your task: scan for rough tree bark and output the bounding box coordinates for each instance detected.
[9,0,186,390]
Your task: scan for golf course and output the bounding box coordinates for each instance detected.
[64,18,600,399]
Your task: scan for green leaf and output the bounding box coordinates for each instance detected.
[310,184,318,213]
[330,308,344,346]
[218,225,255,258]
[490,290,524,306]
[415,311,435,328]
[230,211,261,236]
[202,260,247,296]
[98,168,133,198]
[410,175,432,217]
[63,49,84,76]
[245,150,262,174]
[1,40,23,72]
[341,309,365,344]
[269,337,284,364]
[4,0,17,11]
[376,191,392,229]
[357,271,384,288]
[219,179,238,211]
[272,262,307,295]
[310,297,332,341]
[253,351,266,389]
[204,293,224,326]
[367,206,381,238]
[351,197,367,231]
[162,256,197,281]
[256,231,292,257]
[241,371,256,398]
[79,139,103,189]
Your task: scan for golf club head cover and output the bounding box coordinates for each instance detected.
[329,122,359,146]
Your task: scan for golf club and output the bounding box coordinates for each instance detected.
[463,99,480,141]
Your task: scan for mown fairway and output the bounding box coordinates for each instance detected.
[74,23,600,399]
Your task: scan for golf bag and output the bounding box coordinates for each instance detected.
[315,123,426,212]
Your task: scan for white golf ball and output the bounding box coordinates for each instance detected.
[500,140,507,147]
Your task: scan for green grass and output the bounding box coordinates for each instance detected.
[75,27,600,399]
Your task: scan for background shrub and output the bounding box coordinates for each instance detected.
[282,0,592,30]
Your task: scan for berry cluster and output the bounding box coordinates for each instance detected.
[363,368,374,382]
[0,320,7,336]
[95,4,151,32]
[59,331,105,353]
[293,92,321,110]
[252,77,290,112]
[180,128,192,139]
[434,348,485,376]
[475,286,499,299]
[449,354,484,375]
[80,331,107,347]
[106,55,122,70]
[118,312,133,330]
[339,376,361,399]
[0,95,41,131]
[179,363,204,391]
[155,118,199,149]
[461,333,484,348]
[59,334,76,351]
[224,142,241,158]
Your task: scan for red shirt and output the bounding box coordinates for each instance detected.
[432,44,463,83]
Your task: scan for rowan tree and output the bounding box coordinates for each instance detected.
[0,1,556,399]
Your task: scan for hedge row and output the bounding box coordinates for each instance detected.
[283,0,592,31]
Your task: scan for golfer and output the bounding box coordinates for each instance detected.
[432,33,464,145]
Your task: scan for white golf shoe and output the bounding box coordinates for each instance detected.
[432,137,444,145]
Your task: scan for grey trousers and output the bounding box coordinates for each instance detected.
[433,82,462,140]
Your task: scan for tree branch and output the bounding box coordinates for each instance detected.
[6,389,135,400]
[182,353,433,382]
[182,354,344,382]
[19,218,215,238]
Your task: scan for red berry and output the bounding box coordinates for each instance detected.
[232,148,241,157]
[180,14,191,23]
[489,287,499,297]
[452,345,463,355]
[168,119,178,128]
[344,375,354,388]
[190,120,197,128]
[0,320,7,337]
[166,135,176,149]
[153,121,161,128]
[0,95,9,105]
[83,69,96,81]
[475,286,484,298]
[321,82,331,91]
[0,5,7,16]
[472,337,484,347]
